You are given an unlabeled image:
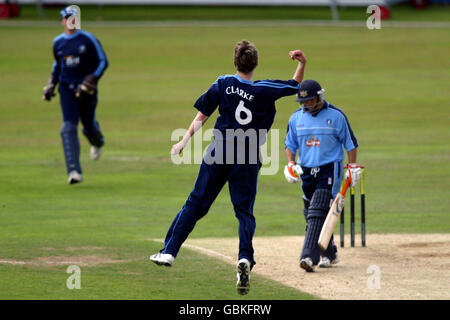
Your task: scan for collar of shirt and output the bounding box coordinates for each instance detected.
[61,30,82,40]
[233,74,253,85]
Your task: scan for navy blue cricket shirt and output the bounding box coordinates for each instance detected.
[194,74,300,136]
[51,30,108,84]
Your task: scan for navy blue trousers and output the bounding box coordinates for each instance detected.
[58,83,104,174]
[163,156,261,267]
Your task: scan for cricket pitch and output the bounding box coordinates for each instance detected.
[185,233,450,300]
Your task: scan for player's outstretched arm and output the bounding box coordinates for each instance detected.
[171,111,209,155]
[289,50,307,83]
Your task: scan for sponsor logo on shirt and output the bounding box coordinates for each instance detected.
[306,136,320,147]
[64,55,80,67]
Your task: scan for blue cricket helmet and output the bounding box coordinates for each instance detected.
[296,80,325,102]
[60,6,78,19]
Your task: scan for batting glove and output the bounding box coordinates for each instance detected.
[75,74,98,99]
[42,77,57,101]
[345,163,361,188]
[284,161,303,184]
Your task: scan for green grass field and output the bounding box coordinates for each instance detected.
[0,14,449,300]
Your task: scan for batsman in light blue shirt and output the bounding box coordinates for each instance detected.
[283,80,361,272]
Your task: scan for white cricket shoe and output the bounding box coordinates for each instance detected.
[300,257,315,272]
[150,252,175,267]
[319,255,339,268]
[236,258,251,295]
[68,171,83,184]
[90,146,102,160]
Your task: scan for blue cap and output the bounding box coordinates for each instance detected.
[60,6,78,19]
[296,80,323,102]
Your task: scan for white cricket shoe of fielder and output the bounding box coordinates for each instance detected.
[90,146,102,160]
[318,255,339,268]
[300,257,315,272]
[236,258,251,295]
[68,170,83,184]
[150,252,174,267]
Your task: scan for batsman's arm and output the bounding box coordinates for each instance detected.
[347,148,357,164]
[284,116,299,161]
[289,50,307,83]
[171,111,209,155]
[285,147,296,164]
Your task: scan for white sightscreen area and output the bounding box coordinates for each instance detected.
[17,1,407,6]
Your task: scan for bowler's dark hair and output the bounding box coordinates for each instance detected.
[234,40,258,74]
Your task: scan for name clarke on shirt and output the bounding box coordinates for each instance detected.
[226,86,255,102]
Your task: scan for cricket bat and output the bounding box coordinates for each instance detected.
[318,177,352,251]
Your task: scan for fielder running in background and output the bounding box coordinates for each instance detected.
[150,40,307,295]
[43,6,108,184]
[284,80,361,272]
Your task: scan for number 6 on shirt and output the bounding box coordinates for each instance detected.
[235,100,252,125]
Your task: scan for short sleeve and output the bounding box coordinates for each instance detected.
[193,79,221,116]
[254,79,300,100]
[284,114,299,155]
[337,114,358,152]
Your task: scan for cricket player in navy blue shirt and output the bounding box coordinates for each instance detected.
[151,40,307,295]
[284,80,361,272]
[43,6,108,184]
